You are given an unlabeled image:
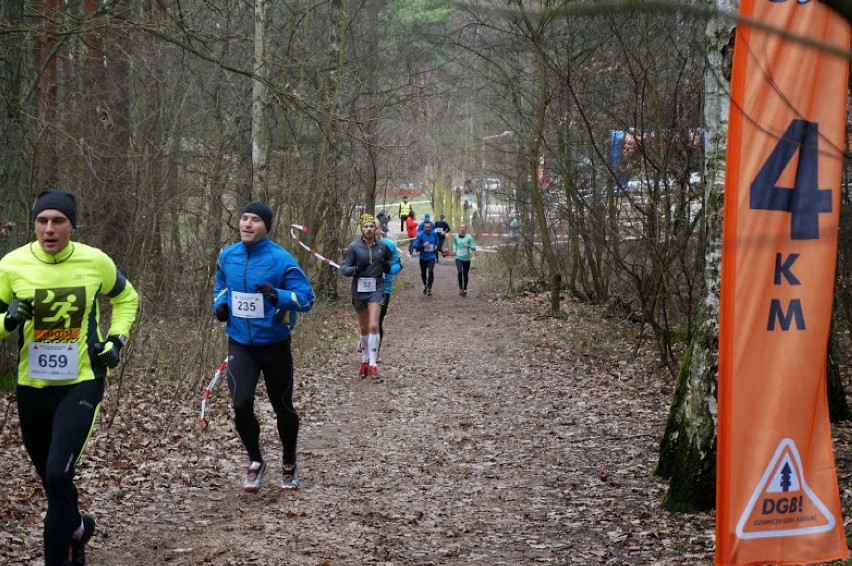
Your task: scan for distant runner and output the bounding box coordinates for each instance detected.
[453,223,477,296]
[405,212,418,256]
[433,214,451,259]
[377,228,403,363]
[412,219,440,296]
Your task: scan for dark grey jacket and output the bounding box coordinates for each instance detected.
[340,237,393,297]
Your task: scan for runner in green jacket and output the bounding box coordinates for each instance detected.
[452,223,477,296]
[0,189,138,566]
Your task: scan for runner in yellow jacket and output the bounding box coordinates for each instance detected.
[0,189,138,566]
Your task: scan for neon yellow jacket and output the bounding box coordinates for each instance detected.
[0,241,139,387]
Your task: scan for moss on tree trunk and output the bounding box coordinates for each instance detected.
[657,331,717,512]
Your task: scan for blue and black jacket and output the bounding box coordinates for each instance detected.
[412,229,440,262]
[213,237,315,346]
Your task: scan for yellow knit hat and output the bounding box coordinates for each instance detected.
[359,213,376,227]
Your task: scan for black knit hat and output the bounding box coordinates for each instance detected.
[32,189,77,228]
[242,201,273,231]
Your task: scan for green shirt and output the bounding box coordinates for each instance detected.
[0,241,139,387]
[453,234,477,262]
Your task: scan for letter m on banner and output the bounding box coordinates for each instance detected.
[717,1,850,565]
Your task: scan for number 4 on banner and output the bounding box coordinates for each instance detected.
[749,119,832,240]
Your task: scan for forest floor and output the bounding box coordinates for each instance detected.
[3,230,852,565]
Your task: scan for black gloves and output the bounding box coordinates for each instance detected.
[8,297,34,321]
[215,303,230,322]
[353,262,369,277]
[95,335,126,369]
[256,283,278,304]
[4,297,34,331]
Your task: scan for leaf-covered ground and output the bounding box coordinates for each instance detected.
[3,247,852,565]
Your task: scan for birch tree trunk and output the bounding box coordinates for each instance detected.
[656,0,736,512]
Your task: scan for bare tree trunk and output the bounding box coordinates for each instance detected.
[0,1,26,217]
[828,308,852,421]
[0,1,28,381]
[251,0,270,201]
[822,0,852,25]
[516,1,562,315]
[84,0,133,257]
[656,0,736,512]
[362,0,381,215]
[35,0,59,188]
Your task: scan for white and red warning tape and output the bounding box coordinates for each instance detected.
[289,224,341,269]
[199,358,228,428]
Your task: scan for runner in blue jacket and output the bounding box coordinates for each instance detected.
[417,213,432,232]
[412,219,440,296]
[213,201,315,492]
[377,231,402,362]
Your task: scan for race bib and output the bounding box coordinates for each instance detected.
[424,243,434,252]
[232,291,264,319]
[456,247,469,258]
[435,227,444,234]
[28,342,78,381]
[357,277,377,293]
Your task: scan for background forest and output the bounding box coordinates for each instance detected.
[1,0,852,518]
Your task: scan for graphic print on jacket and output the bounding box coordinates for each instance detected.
[34,287,86,341]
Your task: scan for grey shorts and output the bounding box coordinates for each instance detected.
[353,290,385,312]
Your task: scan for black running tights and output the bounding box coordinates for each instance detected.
[17,379,104,566]
[227,338,299,466]
[419,259,436,289]
[456,259,471,290]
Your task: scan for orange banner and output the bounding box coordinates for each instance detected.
[717,1,850,565]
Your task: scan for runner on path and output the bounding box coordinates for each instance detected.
[0,189,139,566]
[340,214,393,378]
[405,212,418,256]
[412,219,440,296]
[213,200,316,493]
[433,214,451,259]
[453,223,477,296]
[376,229,403,363]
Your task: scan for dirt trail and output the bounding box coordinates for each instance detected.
[3,237,717,565]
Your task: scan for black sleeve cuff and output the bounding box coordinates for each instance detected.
[3,313,19,332]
